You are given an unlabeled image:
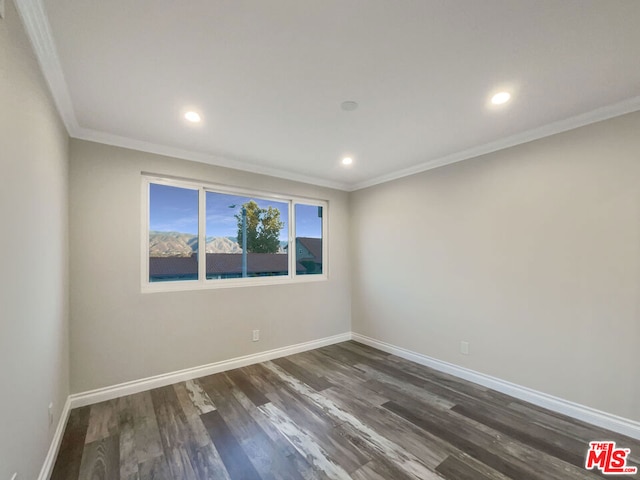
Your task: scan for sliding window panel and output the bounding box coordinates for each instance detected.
[148,183,200,282]
[294,203,323,275]
[205,191,289,280]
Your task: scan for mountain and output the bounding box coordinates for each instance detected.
[205,236,242,254]
[149,232,243,257]
[149,232,196,257]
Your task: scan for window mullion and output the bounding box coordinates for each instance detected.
[289,200,295,278]
[142,178,150,286]
[198,187,206,283]
[322,201,328,278]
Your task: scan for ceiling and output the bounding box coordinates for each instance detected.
[18,0,640,190]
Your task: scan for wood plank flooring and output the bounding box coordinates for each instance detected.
[50,341,640,479]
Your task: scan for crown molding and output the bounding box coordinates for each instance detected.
[14,0,351,191]
[15,0,640,193]
[69,97,640,193]
[14,0,79,133]
[73,126,351,191]
[349,96,640,191]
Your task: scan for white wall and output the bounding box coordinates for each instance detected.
[351,111,640,422]
[0,1,70,478]
[69,140,351,393]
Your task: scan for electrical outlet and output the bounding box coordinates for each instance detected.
[460,341,470,355]
[48,402,54,427]
[252,329,260,342]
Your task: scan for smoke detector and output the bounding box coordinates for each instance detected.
[341,101,358,111]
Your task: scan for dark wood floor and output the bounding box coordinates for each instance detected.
[50,341,640,479]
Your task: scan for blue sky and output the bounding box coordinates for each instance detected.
[149,184,198,234]
[149,184,322,240]
[295,203,323,238]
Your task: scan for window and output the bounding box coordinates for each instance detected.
[148,183,199,283]
[294,203,323,275]
[205,191,289,280]
[143,176,327,291]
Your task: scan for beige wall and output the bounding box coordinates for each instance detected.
[69,140,351,392]
[351,111,640,422]
[0,1,70,478]
[2,0,638,472]
[5,1,638,469]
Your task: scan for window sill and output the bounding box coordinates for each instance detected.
[141,274,328,293]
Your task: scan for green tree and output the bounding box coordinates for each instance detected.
[235,200,284,253]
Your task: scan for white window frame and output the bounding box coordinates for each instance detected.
[141,174,328,292]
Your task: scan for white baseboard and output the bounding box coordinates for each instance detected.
[40,329,639,480]
[39,332,349,479]
[352,332,640,441]
[37,396,72,480]
[68,332,351,408]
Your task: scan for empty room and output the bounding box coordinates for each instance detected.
[2,0,640,479]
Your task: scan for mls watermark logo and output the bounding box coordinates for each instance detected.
[585,441,638,475]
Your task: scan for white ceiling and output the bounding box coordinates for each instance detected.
[18,0,640,190]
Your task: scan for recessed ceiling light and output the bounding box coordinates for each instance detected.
[491,92,511,105]
[341,101,358,112]
[342,157,353,165]
[184,111,201,123]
